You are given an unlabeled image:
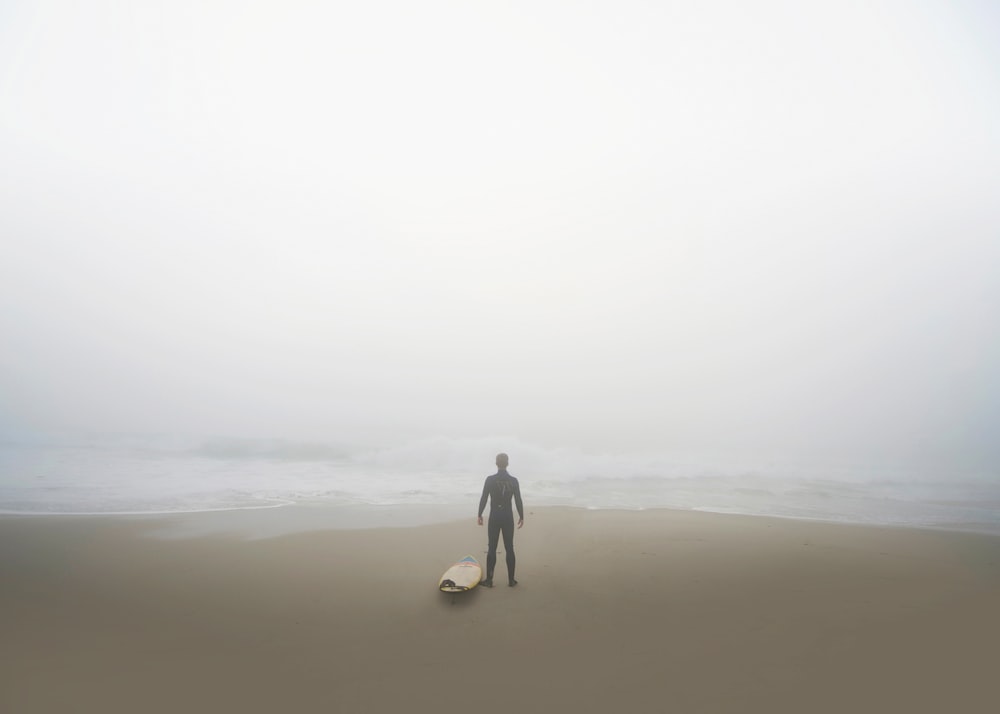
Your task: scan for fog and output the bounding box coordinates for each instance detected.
[2,1,998,478]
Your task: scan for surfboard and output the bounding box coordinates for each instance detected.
[438,555,483,592]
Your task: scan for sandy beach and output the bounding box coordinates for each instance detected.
[2,506,998,713]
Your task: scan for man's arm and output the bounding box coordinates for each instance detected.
[513,477,524,526]
[477,476,490,522]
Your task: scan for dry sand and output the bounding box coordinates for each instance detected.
[2,507,998,713]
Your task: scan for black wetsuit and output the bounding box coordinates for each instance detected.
[478,469,524,583]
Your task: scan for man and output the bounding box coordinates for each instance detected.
[477,452,524,587]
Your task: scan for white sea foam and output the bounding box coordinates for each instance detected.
[1,434,997,534]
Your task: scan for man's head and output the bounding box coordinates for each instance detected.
[495,452,509,470]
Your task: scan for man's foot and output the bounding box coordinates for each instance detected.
[481,579,493,588]
[508,578,518,587]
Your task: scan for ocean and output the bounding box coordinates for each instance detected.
[1,433,998,535]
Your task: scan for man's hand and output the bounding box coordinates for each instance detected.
[517,518,524,529]
[477,516,483,526]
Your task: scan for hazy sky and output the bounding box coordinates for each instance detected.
[2,1,998,473]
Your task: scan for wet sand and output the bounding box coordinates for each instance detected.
[2,506,998,713]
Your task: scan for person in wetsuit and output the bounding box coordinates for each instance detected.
[477,452,524,587]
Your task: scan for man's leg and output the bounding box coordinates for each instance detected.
[485,516,501,586]
[501,518,516,586]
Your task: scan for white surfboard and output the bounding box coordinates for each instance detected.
[438,555,483,592]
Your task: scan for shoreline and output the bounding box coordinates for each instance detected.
[2,500,999,538]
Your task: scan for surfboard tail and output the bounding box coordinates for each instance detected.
[438,555,482,592]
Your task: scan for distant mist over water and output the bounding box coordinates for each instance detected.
[2,3,999,538]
